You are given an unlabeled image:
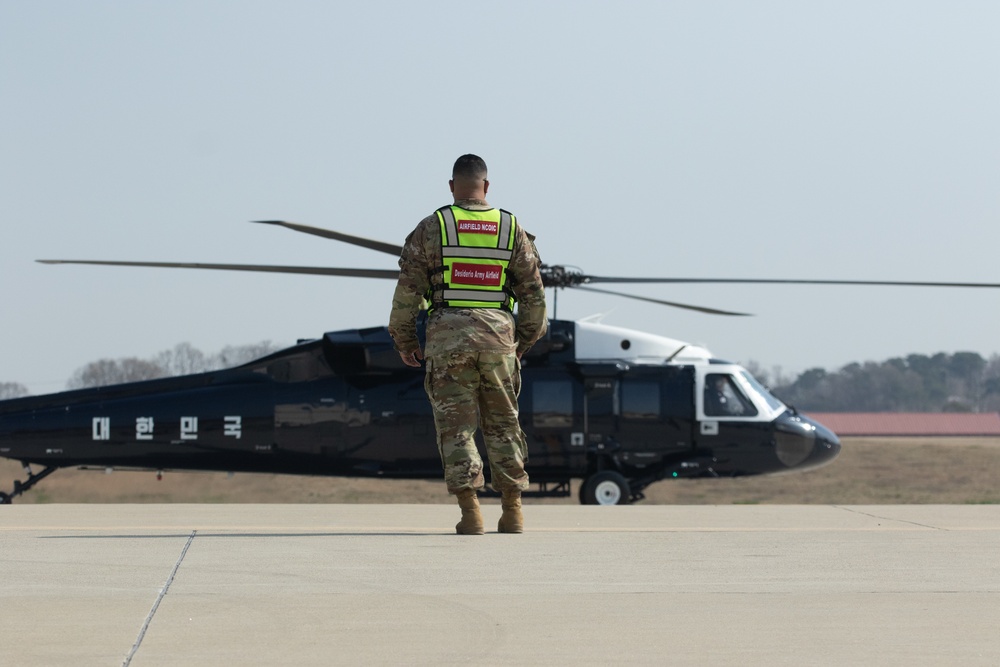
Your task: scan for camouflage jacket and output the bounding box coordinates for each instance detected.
[388,198,547,358]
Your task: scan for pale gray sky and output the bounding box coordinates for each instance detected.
[3,1,999,395]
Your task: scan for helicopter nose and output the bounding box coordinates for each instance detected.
[802,419,841,469]
[773,412,842,471]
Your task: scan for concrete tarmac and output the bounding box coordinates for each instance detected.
[2,504,999,666]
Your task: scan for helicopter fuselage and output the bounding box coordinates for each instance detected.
[0,318,840,504]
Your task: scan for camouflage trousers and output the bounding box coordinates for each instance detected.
[423,351,529,494]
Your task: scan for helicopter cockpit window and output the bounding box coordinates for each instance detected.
[621,380,660,420]
[704,373,757,417]
[532,380,573,428]
[739,370,785,412]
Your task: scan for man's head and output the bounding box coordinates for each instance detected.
[450,154,489,199]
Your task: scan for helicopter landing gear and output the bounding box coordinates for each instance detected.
[580,470,631,506]
[1,464,59,504]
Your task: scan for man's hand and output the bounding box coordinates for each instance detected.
[399,348,424,368]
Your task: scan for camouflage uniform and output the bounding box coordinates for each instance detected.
[388,198,547,494]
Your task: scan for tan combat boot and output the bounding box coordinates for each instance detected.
[497,489,524,534]
[455,488,485,535]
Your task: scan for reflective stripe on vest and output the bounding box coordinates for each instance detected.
[433,205,516,311]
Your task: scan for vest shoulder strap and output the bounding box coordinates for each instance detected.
[436,206,459,246]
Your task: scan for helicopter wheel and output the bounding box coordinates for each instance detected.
[0,492,12,505]
[581,471,630,506]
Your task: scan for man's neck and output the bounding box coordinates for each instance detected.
[453,196,489,207]
[453,189,487,201]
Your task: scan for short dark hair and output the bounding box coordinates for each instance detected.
[452,154,488,181]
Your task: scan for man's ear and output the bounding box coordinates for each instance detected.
[448,179,455,193]
[483,179,490,194]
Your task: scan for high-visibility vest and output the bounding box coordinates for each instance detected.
[431,205,516,311]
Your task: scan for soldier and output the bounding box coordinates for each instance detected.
[388,154,547,535]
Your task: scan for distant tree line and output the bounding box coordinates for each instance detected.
[0,382,30,399]
[748,351,1000,413]
[1,341,280,395]
[65,341,281,389]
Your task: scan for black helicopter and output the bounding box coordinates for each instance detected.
[4,221,1000,505]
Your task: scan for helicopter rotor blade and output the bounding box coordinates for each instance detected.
[252,220,404,257]
[574,286,752,316]
[581,276,1000,289]
[36,259,399,280]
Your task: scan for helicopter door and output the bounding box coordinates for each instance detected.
[522,371,585,474]
[577,366,697,463]
[695,367,773,467]
[616,367,696,460]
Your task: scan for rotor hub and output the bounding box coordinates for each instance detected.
[540,264,588,289]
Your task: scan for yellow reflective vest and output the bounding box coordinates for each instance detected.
[431,205,517,311]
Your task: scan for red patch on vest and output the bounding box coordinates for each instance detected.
[450,263,503,287]
[457,219,498,235]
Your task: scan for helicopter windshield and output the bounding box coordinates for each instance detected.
[739,370,786,412]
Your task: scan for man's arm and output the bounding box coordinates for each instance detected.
[388,219,434,364]
[510,227,548,358]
